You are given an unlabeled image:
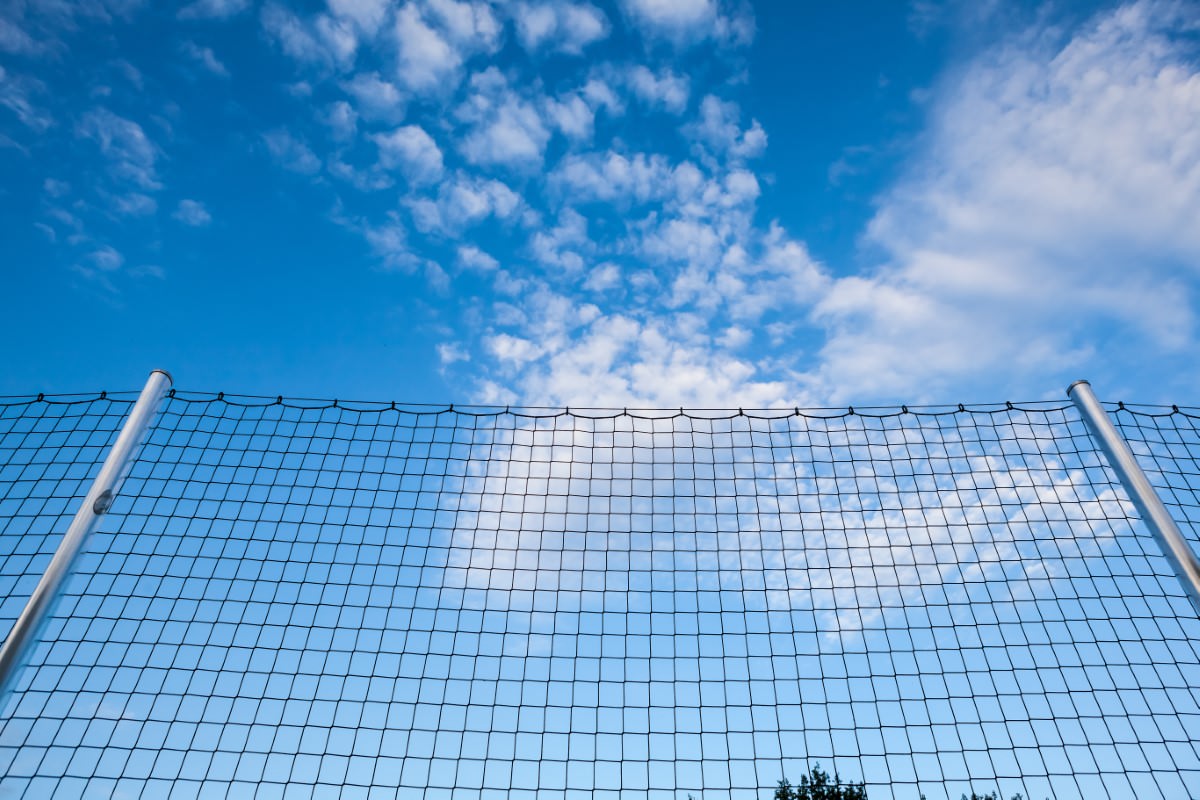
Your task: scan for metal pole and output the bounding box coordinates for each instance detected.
[1068,379,1200,615]
[0,369,173,703]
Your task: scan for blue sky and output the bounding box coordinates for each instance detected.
[2,0,1200,407]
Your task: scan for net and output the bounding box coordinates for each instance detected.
[0,391,1198,799]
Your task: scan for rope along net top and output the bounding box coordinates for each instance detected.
[0,392,1198,799]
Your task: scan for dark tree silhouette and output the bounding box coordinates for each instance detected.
[683,768,1034,800]
[772,764,867,800]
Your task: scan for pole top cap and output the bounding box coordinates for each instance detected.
[150,369,174,386]
[1066,379,1091,398]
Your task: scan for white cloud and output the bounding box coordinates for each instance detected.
[811,0,1200,402]
[180,41,229,77]
[500,305,796,408]
[425,0,502,50]
[173,199,212,226]
[262,129,321,174]
[0,67,52,133]
[178,0,249,20]
[583,262,621,292]
[89,245,124,271]
[392,0,499,94]
[581,78,623,114]
[487,332,543,364]
[262,4,357,70]
[551,150,675,205]
[327,0,390,34]
[512,1,609,55]
[437,341,470,364]
[619,0,753,48]
[529,208,591,272]
[43,178,70,198]
[624,65,689,113]
[341,71,404,119]
[356,212,416,268]
[408,172,522,234]
[457,68,552,167]
[685,94,767,161]
[112,192,156,216]
[77,108,159,189]
[372,124,444,185]
[0,17,40,55]
[393,3,459,92]
[322,100,358,140]
[458,244,500,271]
[542,91,594,141]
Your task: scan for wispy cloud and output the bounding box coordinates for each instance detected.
[180,41,229,77]
[262,129,321,174]
[173,198,212,226]
[810,0,1200,402]
[0,67,52,134]
[178,0,249,21]
[77,107,160,190]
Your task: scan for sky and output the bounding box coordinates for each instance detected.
[2,0,1200,408]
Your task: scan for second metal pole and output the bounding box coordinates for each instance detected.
[1069,379,1200,616]
[0,369,173,705]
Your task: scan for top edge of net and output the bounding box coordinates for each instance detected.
[6,389,1191,417]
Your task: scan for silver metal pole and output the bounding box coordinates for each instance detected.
[1068,379,1200,615]
[0,369,173,703]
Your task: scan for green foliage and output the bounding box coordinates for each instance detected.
[773,764,868,800]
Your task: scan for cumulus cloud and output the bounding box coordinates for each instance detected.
[408,172,522,234]
[495,302,797,408]
[529,208,591,272]
[624,65,690,114]
[340,71,404,120]
[262,129,321,174]
[322,100,358,140]
[112,192,156,216]
[262,3,357,70]
[178,0,249,20]
[551,150,677,205]
[457,68,552,167]
[458,244,500,271]
[392,0,500,94]
[684,95,767,162]
[173,199,212,226]
[541,91,595,141]
[89,245,124,271]
[811,0,1200,401]
[468,164,829,405]
[619,0,753,48]
[327,0,390,34]
[372,124,444,184]
[77,108,159,189]
[512,1,609,55]
[180,41,228,77]
[393,3,459,92]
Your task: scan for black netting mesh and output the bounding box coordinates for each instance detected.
[1,391,1198,799]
